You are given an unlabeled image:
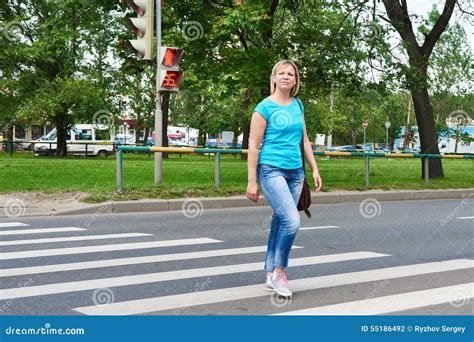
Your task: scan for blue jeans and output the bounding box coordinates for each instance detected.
[257,163,304,273]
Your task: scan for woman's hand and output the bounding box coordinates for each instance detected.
[313,171,322,192]
[246,182,260,202]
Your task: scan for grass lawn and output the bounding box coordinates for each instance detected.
[0,151,472,203]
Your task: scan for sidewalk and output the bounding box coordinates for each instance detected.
[0,189,472,218]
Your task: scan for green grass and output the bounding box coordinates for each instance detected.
[0,152,472,203]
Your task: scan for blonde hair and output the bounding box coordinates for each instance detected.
[270,60,300,97]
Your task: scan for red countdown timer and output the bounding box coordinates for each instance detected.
[159,70,184,91]
[162,71,179,88]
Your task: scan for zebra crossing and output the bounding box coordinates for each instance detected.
[0,221,472,315]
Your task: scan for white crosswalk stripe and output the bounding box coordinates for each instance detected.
[72,259,473,315]
[274,283,474,315]
[300,226,340,230]
[267,226,339,231]
[0,233,153,246]
[0,252,388,300]
[0,222,30,228]
[0,245,301,277]
[0,238,222,260]
[0,227,85,236]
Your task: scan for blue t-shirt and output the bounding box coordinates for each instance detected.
[254,97,304,169]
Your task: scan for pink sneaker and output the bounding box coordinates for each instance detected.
[270,272,292,297]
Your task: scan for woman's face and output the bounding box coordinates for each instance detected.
[273,64,296,92]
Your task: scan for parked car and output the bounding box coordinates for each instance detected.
[145,137,154,146]
[35,124,114,157]
[402,147,421,154]
[329,145,365,152]
[169,139,189,148]
[146,138,189,148]
[113,134,134,146]
[23,136,50,151]
[1,141,23,152]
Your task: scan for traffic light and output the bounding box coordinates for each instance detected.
[124,0,154,61]
[158,47,184,91]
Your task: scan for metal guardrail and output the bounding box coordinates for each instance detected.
[115,146,474,194]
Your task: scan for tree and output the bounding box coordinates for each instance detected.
[0,0,120,156]
[379,0,459,178]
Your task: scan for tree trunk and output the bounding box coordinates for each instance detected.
[381,0,455,179]
[161,92,170,159]
[351,108,356,147]
[144,127,150,141]
[198,130,206,146]
[6,126,13,141]
[232,129,239,148]
[55,112,67,157]
[411,87,444,178]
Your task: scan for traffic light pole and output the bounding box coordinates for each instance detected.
[154,0,162,184]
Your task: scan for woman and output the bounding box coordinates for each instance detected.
[246,60,322,297]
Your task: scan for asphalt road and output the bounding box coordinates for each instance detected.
[0,198,472,316]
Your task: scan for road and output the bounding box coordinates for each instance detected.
[0,198,472,316]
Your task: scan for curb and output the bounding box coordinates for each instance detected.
[51,188,474,216]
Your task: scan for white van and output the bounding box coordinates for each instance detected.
[34,124,115,157]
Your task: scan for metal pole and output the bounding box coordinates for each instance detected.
[214,152,220,189]
[424,157,429,185]
[364,155,369,189]
[117,149,123,194]
[154,0,163,184]
[9,141,13,159]
[386,127,389,150]
[363,128,366,147]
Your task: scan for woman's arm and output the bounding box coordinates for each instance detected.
[246,112,266,202]
[302,118,322,192]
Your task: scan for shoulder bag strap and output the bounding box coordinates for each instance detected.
[296,98,305,170]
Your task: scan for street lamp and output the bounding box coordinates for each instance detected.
[362,120,368,146]
[385,120,391,151]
